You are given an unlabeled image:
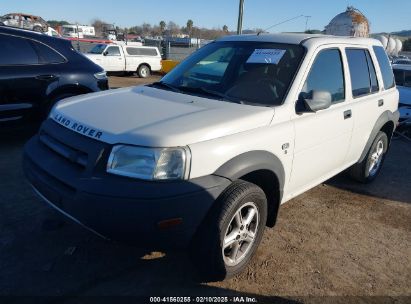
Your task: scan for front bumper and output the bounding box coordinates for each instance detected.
[23,119,230,248]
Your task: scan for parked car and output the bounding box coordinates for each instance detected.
[85,43,161,78]
[0,13,48,32]
[393,59,411,65]
[23,33,399,280]
[0,27,109,126]
[393,64,411,121]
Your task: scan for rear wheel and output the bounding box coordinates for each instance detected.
[33,26,43,32]
[137,64,150,78]
[349,131,388,183]
[190,180,267,281]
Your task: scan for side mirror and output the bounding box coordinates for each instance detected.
[297,90,332,113]
[103,51,108,56]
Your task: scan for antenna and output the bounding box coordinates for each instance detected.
[257,15,304,36]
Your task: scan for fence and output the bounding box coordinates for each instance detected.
[72,38,210,62]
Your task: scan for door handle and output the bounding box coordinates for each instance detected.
[35,75,56,80]
[378,99,384,107]
[343,110,352,119]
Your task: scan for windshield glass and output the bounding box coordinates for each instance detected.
[160,41,305,106]
[89,44,108,54]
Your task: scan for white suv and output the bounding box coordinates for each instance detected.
[24,33,399,280]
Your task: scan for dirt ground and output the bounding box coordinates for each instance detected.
[0,75,410,303]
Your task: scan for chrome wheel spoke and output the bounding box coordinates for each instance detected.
[230,241,240,261]
[243,208,256,226]
[234,211,243,226]
[244,231,255,244]
[224,230,238,248]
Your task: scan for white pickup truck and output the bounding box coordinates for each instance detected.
[85,43,162,78]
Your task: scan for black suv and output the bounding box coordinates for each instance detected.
[0,26,109,126]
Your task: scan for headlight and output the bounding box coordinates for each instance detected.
[94,71,107,80]
[107,145,190,180]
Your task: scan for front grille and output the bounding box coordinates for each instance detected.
[38,119,110,175]
[39,133,88,168]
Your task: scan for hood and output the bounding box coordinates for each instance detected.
[51,86,275,147]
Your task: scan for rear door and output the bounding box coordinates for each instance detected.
[344,46,397,163]
[289,46,354,196]
[0,34,62,122]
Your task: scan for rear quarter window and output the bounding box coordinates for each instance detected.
[30,40,66,64]
[0,34,39,65]
[373,46,395,89]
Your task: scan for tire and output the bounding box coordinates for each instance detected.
[33,26,43,32]
[190,180,267,281]
[137,64,150,78]
[349,131,388,183]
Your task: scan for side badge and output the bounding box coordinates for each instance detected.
[282,143,290,154]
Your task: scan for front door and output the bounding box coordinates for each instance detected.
[288,47,354,196]
[103,46,123,72]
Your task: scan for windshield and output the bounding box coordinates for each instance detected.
[160,41,305,106]
[63,27,75,34]
[89,44,108,54]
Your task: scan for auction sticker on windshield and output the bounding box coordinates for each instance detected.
[246,49,286,64]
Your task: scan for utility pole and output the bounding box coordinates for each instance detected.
[237,0,244,35]
[304,15,311,32]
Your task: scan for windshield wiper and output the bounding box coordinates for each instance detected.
[150,81,181,93]
[177,86,243,104]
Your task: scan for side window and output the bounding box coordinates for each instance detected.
[373,46,395,89]
[365,51,379,92]
[126,47,158,56]
[346,49,376,97]
[394,70,404,86]
[30,40,65,64]
[301,49,345,104]
[0,34,39,65]
[105,46,121,56]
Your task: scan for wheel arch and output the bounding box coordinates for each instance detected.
[358,110,399,163]
[137,62,151,71]
[214,150,285,227]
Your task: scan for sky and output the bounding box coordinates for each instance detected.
[2,0,410,33]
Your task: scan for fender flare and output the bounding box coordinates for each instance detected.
[358,110,399,163]
[213,150,285,202]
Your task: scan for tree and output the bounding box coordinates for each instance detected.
[223,25,228,33]
[91,18,109,37]
[186,19,193,36]
[167,21,180,36]
[47,20,69,29]
[159,21,166,34]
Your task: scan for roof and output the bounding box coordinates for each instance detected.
[217,33,382,48]
[0,26,72,54]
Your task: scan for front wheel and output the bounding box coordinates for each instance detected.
[190,180,267,281]
[349,131,388,183]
